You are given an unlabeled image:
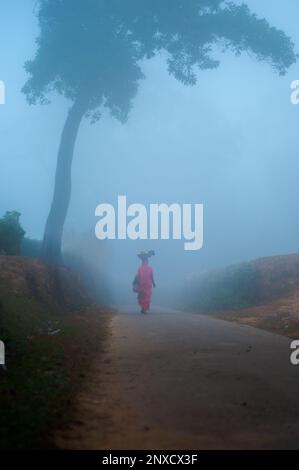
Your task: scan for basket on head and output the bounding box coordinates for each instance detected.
[137,250,155,260]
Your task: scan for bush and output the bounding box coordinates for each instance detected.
[21,237,42,258]
[0,211,25,256]
[183,262,262,312]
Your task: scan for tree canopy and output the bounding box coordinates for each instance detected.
[23,0,297,121]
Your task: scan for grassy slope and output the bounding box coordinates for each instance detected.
[0,293,111,449]
[213,288,299,339]
[183,254,299,339]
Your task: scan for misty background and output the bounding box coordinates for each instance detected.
[1,0,299,305]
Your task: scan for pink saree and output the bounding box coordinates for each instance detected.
[136,263,153,311]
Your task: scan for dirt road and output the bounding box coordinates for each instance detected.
[55,307,299,449]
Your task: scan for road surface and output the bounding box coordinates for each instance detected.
[55,307,299,449]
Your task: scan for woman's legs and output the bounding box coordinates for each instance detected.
[138,292,151,313]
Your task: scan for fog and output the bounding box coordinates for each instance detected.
[1,0,299,306]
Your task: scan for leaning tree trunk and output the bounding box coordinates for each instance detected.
[41,97,86,264]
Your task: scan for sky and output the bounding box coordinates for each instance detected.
[1,0,299,304]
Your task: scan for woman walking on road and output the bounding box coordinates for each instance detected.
[133,250,155,314]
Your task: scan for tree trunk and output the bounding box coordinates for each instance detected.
[41,97,86,264]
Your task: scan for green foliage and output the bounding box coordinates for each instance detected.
[23,0,296,122]
[0,212,25,256]
[21,237,42,258]
[184,262,262,312]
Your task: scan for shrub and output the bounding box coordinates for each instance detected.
[0,211,25,256]
[183,262,262,312]
[21,237,42,258]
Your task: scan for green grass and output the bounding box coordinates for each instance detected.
[0,294,108,449]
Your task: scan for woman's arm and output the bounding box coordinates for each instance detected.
[133,275,139,292]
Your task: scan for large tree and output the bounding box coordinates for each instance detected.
[23,0,296,264]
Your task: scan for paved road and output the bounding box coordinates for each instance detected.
[55,307,299,449]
